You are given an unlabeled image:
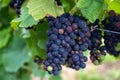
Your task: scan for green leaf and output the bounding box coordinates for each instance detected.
[77,0,107,22]
[38,40,46,50]
[77,0,92,9]
[61,0,75,12]
[27,0,64,21]
[20,70,30,80]
[49,75,62,80]
[10,18,21,29]
[2,35,30,72]
[25,22,49,59]
[0,66,18,80]
[21,28,31,38]
[0,51,3,65]
[30,61,49,78]
[115,43,120,51]
[36,22,49,50]
[105,0,120,13]
[25,30,46,59]
[0,7,14,28]
[0,0,10,9]
[0,28,11,48]
[11,6,37,29]
[83,50,90,56]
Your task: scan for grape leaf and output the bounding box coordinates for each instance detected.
[27,0,64,21]
[0,28,11,48]
[38,40,46,50]
[19,70,30,80]
[0,0,10,9]
[77,0,107,22]
[61,0,75,12]
[21,73,30,80]
[2,35,30,72]
[36,22,49,50]
[105,0,120,13]
[25,30,46,59]
[25,22,49,59]
[115,43,120,51]
[30,61,49,78]
[0,66,18,80]
[10,18,21,29]
[11,6,37,29]
[0,52,3,65]
[77,0,92,9]
[49,75,62,80]
[0,7,14,28]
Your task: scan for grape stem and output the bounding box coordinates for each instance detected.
[91,25,120,35]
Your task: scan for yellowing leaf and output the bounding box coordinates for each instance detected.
[11,18,21,29]
[27,0,64,21]
[106,0,120,13]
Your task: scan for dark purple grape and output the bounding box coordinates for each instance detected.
[52,51,59,56]
[80,63,86,68]
[59,48,65,53]
[61,13,70,18]
[49,34,57,40]
[59,17,66,23]
[68,15,74,22]
[69,40,76,46]
[79,44,88,51]
[73,45,79,51]
[75,66,80,70]
[55,39,61,45]
[53,58,60,64]
[47,53,53,59]
[55,22,61,29]
[72,54,79,62]
[69,32,77,39]
[65,36,71,43]
[59,35,64,40]
[66,26,72,33]
[51,44,59,51]
[72,23,78,30]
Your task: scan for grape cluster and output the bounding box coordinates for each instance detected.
[89,20,106,65]
[90,48,106,65]
[43,13,91,75]
[102,10,120,57]
[55,0,62,6]
[9,0,24,15]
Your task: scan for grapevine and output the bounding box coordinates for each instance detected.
[0,0,120,79]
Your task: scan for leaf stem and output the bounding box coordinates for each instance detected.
[69,5,78,15]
